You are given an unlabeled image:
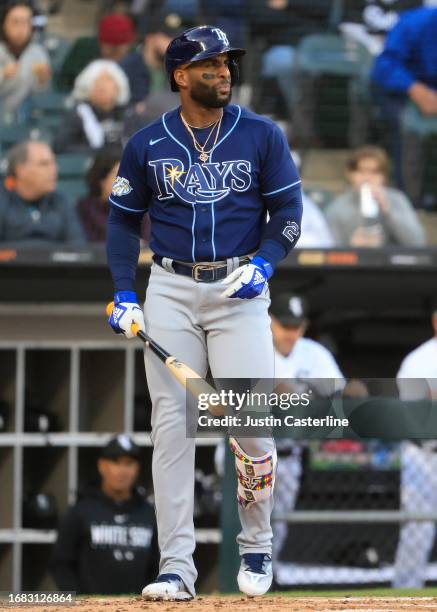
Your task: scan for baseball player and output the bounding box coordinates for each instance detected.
[106,26,303,600]
[269,293,346,565]
[393,303,437,588]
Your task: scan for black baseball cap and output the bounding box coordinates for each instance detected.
[100,435,141,461]
[140,11,184,37]
[270,293,308,326]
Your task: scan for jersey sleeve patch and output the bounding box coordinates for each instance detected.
[111,176,133,197]
[108,136,152,214]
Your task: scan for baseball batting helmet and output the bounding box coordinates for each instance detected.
[165,25,246,92]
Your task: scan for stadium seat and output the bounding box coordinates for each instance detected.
[57,178,87,201]
[293,34,373,148]
[55,36,99,92]
[402,102,437,136]
[29,91,69,131]
[0,125,52,153]
[401,103,437,210]
[304,187,335,210]
[36,32,71,77]
[296,33,372,76]
[55,154,91,180]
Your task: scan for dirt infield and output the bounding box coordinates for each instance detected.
[7,596,437,612]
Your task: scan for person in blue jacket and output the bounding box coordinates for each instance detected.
[370,7,437,187]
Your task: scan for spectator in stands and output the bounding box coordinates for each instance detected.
[325,146,426,247]
[53,60,130,154]
[290,151,335,248]
[297,193,335,248]
[120,12,180,106]
[0,1,50,120]
[76,145,120,242]
[56,12,135,92]
[393,301,437,588]
[0,140,84,244]
[270,293,347,566]
[247,0,332,119]
[370,7,437,187]
[123,88,179,139]
[121,12,180,137]
[269,293,370,572]
[77,146,149,242]
[51,434,158,594]
[201,0,246,53]
[339,0,424,56]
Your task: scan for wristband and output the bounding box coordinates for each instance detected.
[114,290,138,304]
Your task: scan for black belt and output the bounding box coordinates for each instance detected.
[153,255,251,283]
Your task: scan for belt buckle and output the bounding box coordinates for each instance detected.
[192,264,212,282]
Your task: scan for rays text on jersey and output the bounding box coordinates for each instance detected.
[149,158,252,205]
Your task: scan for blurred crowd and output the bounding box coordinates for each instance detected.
[0,0,436,247]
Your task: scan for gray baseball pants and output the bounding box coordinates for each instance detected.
[143,262,275,596]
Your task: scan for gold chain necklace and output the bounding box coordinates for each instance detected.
[186,118,217,129]
[180,111,223,162]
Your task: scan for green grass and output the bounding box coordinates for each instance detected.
[273,587,437,598]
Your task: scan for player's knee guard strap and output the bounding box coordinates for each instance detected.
[229,437,277,509]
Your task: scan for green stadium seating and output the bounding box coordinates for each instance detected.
[304,187,335,210]
[57,178,87,201]
[296,33,372,77]
[54,36,99,92]
[39,33,71,76]
[0,125,52,152]
[293,34,373,148]
[29,90,69,131]
[55,154,91,180]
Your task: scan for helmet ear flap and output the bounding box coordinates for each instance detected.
[229,59,239,87]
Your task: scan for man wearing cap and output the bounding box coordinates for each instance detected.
[393,303,437,588]
[51,435,158,594]
[120,12,182,107]
[270,293,346,568]
[56,13,136,92]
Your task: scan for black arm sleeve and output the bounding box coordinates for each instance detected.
[256,185,303,267]
[106,206,143,292]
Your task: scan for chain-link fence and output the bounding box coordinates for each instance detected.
[273,439,437,589]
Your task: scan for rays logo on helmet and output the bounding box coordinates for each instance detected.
[212,28,229,45]
[112,176,133,197]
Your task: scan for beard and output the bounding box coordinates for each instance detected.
[189,80,232,108]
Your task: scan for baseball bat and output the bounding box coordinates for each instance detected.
[106,302,224,417]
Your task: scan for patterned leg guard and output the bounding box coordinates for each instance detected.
[229,437,277,508]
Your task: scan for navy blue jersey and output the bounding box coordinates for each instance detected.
[109,104,301,262]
